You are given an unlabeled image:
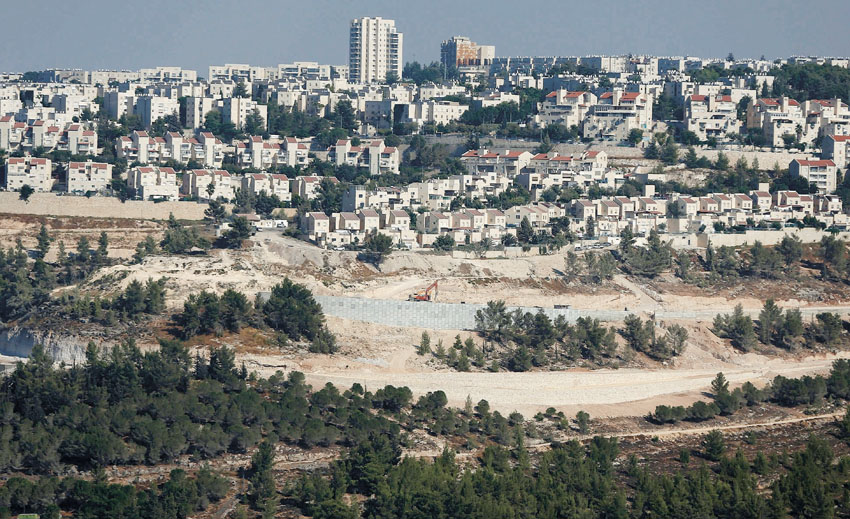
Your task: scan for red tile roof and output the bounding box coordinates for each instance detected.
[794,159,835,167]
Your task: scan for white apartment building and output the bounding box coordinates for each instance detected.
[684,94,741,140]
[129,166,179,201]
[208,64,270,83]
[134,95,180,128]
[330,139,400,175]
[583,90,653,141]
[220,97,267,131]
[349,17,403,84]
[804,98,850,137]
[234,136,311,170]
[103,91,135,120]
[241,173,291,201]
[66,161,112,194]
[181,169,235,200]
[4,157,52,192]
[184,97,216,129]
[822,134,850,169]
[402,100,468,127]
[0,118,97,156]
[746,97,815,147]
[536,90,597,129]
[459,149,534,177]
[789,159,837,194]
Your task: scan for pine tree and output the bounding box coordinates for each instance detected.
[711,372,729,395]
[702,430,725,461]
[97,231,109,262]
[434,339,446,359]
[36,224,51,259]
[758,299,783,345]
[457,351,471,371]
[248,440,276,511]
[417,332,431,356]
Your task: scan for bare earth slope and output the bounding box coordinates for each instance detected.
[76,232,850,417]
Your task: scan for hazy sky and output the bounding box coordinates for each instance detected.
[2,0,849,75]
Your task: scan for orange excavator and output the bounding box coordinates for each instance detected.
[409,280,438,302]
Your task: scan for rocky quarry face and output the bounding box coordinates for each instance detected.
[0,326,100,364]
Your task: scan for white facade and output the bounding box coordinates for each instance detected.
[66,161,112,194]
[349,17,403,84]
[4,157,52,192]
[129,166,179,201]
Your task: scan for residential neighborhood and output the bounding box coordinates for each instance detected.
[6,4,850,519]
[1,17,850,256]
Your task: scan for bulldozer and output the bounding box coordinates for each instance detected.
[409,280,438,302]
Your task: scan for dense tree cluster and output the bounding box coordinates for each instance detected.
[60,278,166,324]
[621,315,688,361]
[0,227,114,323]
[622,229,673,278]
[714,302,845,352]
[656,360,850,426]
[291,428,850,519]
[770,63,850,101]
[174,279,334,351]
[0,467,228,519]
[176,289,252,339]
[679,236,805,286]
[474,301,620,370]
[0,339,456,476]
[159,214,211,254]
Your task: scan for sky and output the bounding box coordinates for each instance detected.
[1,0,849,76]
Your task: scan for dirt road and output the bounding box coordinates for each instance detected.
[241,352,849,417]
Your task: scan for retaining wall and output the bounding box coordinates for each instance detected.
[314,296,628,330]
[0,192,212,220]
[313,295,850,330]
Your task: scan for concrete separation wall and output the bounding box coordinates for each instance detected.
[312,295,850,330]
[0,192,212,220]
[314,296,627,330]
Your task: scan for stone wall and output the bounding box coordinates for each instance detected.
[314,295,850,330]
[700,229,850,248]
[0,192,211,220]
[315,296,628,330]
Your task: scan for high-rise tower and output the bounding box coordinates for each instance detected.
[349,17,403,84]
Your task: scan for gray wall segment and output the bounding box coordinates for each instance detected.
[313,296,629,330]
[310,295,850,330]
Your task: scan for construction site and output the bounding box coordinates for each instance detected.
[4,210,850,421]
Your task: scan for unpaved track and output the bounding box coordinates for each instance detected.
[243,352,850,417]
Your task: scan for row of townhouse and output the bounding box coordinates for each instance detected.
[117,131,224,168]
[128,166,294,202]
[106,92,268,132]
[233,136,312,169]
[568,184,843,236]
[340,170,513,214]
[3,157,112,194]
[534,88,653,141]
[328,138,400,175]
[744,97,850,147]
[460,148,608,178]
[684,94,741,141]
[174,169,333,202]
[0,117,97,156]
[300,207,417,249]
[416,208,511,246]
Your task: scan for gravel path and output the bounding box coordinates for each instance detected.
[242,352,849,417]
